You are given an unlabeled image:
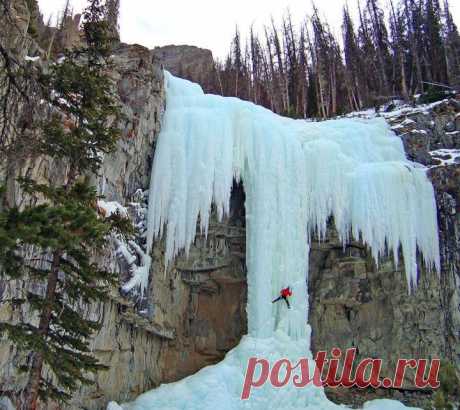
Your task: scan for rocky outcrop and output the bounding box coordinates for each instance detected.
[98,43,163,202]
[0,0,41,55]
[69,43,165,408]
[149,182,247,384]
[152,45,216,92]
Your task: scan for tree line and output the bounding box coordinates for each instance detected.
[205,0,460,118]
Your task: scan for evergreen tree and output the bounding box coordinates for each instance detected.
[106,0,120,42]
[249,26,262,105]
[271,18,288,113]
[311,8,346,117]
[0,1,131,408]
[306,70,318,118]
[342,6,364,110]
[232,26,243,97]
[389,0,409,99]
[423,0,448,84]
[404,0,425,93]
[298,27,309,117]
[367,0,393,94]
[282,12,299,117]
[443,0,460,85]
[357,0,381,102]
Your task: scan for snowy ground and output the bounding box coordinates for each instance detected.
[344,98,453,121]
[107,73,440,410]
[429,148,460,167]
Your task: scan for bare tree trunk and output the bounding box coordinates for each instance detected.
[46,29,57,59]
[264,26,279,112]
[400,53,409,100]
[215,64,224,95]
[21,251,62,410]
[330,64,337,116]
[271,19,286,113]
[235,70,239,97]
[317,70,327,118]
[404,0,423,93]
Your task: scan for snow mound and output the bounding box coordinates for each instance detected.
[363,399,421,410]
[107,402,124,410]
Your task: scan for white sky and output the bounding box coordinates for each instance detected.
[38,0,460,61]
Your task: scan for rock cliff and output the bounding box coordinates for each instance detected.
[0,37,166,408]
[152,45,216,92]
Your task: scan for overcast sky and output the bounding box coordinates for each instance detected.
[38,0,460,61]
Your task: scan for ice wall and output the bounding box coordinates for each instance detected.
[115,72,440,409]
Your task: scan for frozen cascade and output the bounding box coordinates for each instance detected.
[112,72,440,410]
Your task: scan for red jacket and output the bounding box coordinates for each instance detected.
[281,287,292,298]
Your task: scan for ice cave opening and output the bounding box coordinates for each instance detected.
[109,72,440,410]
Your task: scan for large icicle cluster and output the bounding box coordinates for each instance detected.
[147,72,439,293]
[113,72,440,410]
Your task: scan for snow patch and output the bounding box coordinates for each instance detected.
[120,241,150,295]
[112,195,150,296]
[25,55,40,62]
[97,200,128,218]
[107,402,124,410]
[363,400,421,410]
[429,149,460,167]
[401,118,415,125]
[345,99,451,122]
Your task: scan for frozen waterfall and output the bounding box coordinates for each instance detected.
[112,72,440,410]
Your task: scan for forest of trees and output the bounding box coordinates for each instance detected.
[206,0,460,119]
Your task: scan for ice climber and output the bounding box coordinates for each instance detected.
[272,286,292,309]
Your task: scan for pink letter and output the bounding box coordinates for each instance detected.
[292,358,312,388]
[414,359,440,389]
[325,348,343,388]
[313,351,328,387]
[393,359,417,388]
[340,348,357,388]
[355,358,383,388]
[270,359,293,388]
[241,358,270,400]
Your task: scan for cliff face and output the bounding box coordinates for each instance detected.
[148,182,247,385]
[0,39,165,408]
[152,45,216,92]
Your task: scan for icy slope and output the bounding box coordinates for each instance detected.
[112,72,439,410]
